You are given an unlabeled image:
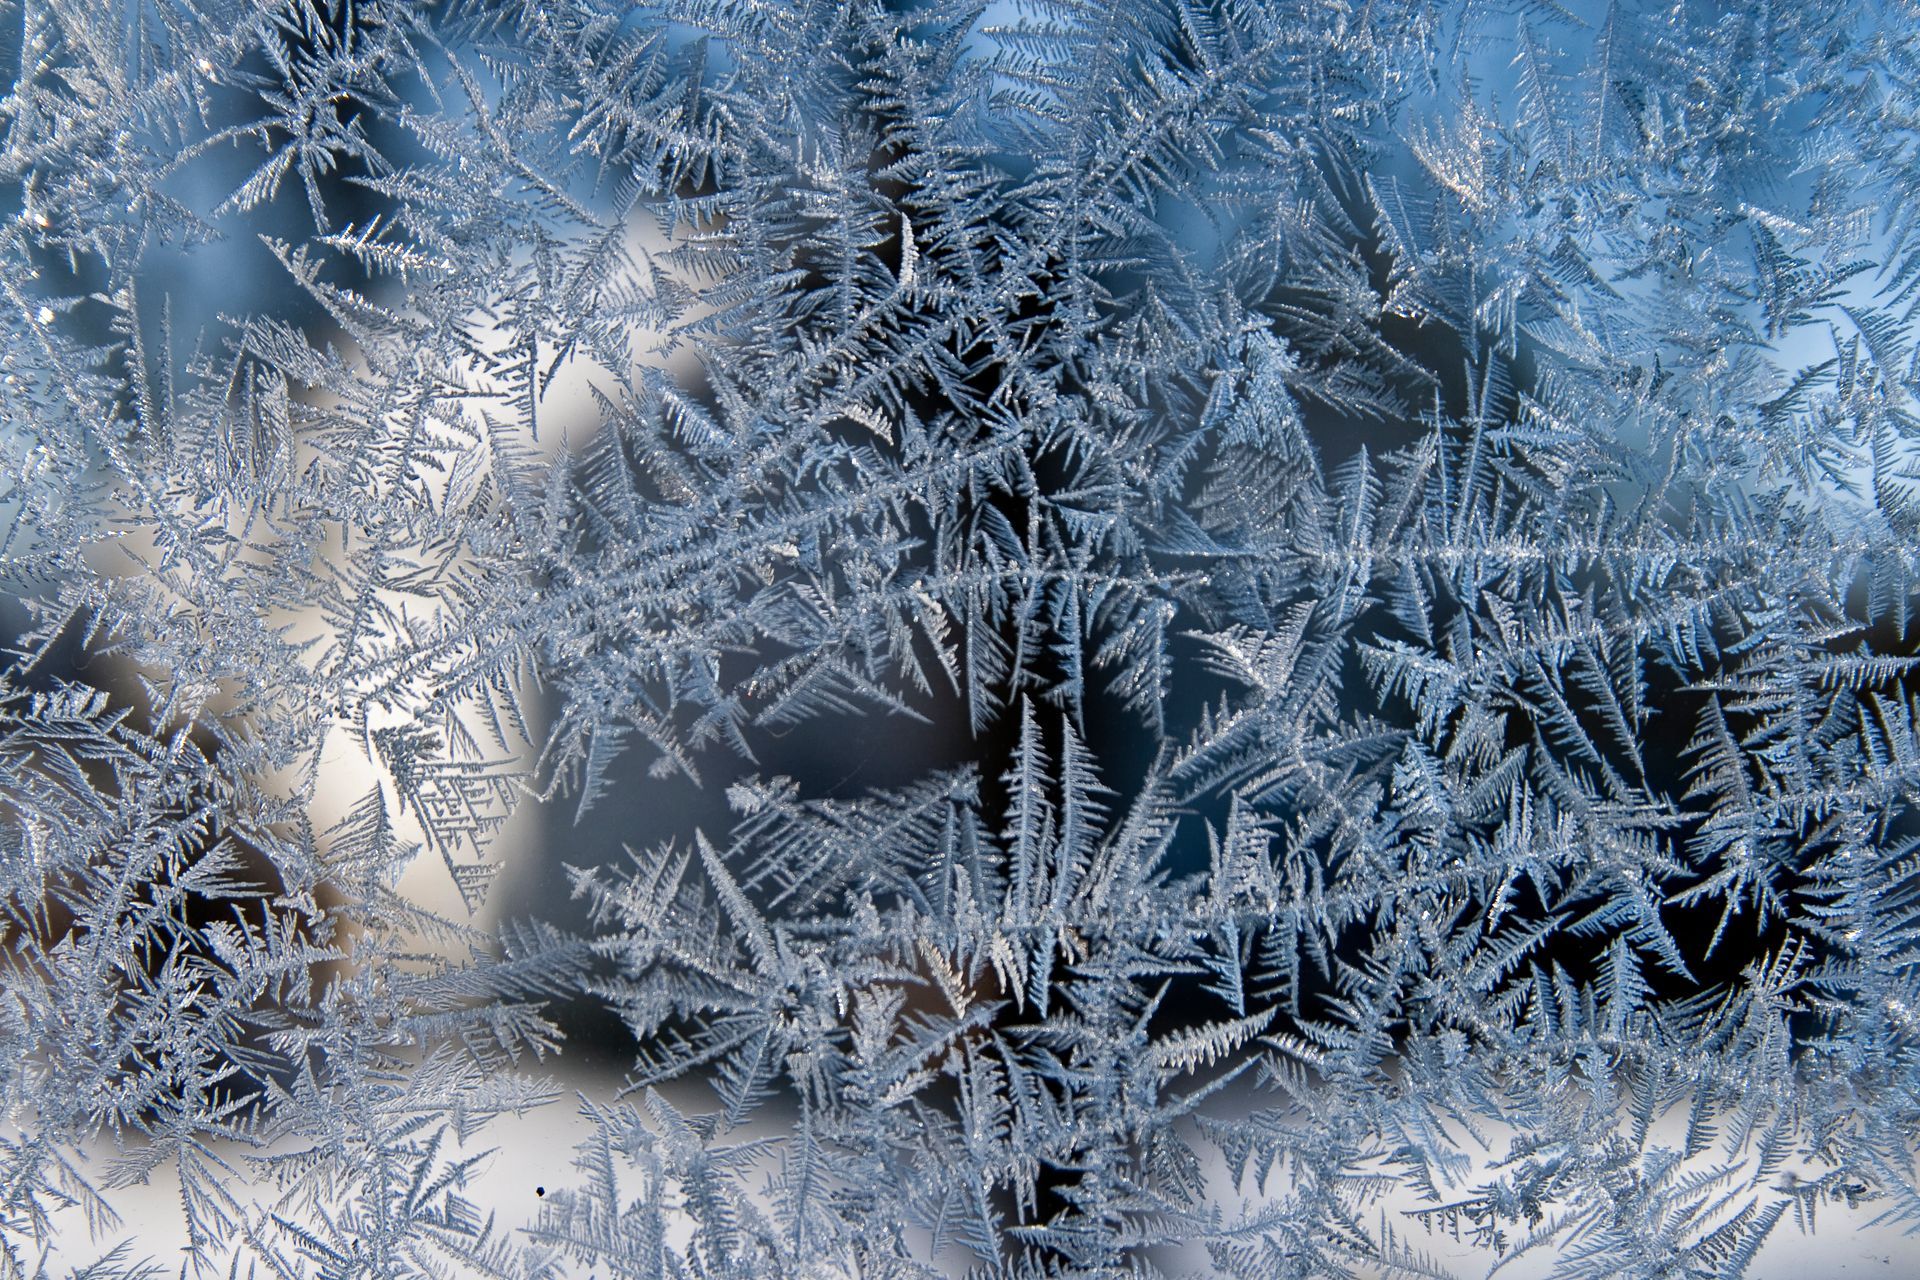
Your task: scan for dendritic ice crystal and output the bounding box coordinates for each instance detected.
[6,1,1920,1276]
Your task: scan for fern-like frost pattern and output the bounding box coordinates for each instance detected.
[4,0,1920,1276]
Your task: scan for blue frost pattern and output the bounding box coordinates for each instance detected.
[3,1,1920,1276]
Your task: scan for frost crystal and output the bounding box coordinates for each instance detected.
[4,1,1920,1277]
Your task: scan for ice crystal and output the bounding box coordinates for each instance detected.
[5,1,1920,1276]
